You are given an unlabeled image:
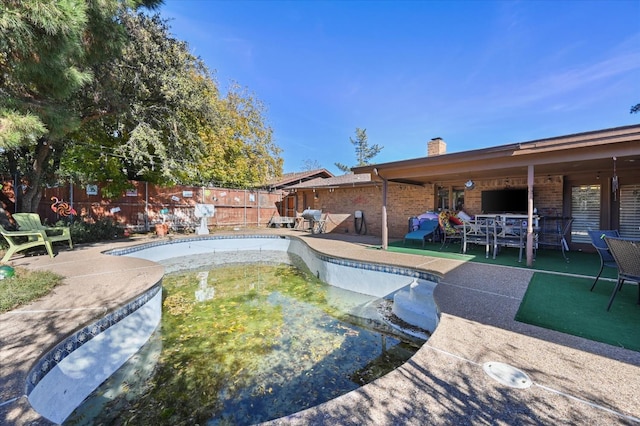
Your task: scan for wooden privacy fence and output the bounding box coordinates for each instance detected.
[33,182,284,232]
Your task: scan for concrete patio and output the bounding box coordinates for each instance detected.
[1,230,639,425]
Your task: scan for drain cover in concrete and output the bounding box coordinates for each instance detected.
[482,362,532,389]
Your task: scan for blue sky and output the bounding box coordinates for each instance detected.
[160,0,640,175]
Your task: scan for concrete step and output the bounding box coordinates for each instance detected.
[392,278,439,333]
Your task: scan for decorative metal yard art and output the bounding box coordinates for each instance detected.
[50,197,77,217]
[194,204,215,235]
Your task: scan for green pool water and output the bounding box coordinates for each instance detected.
[64,260,422,425]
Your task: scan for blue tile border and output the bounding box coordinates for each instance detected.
[25,284,162,396]
[316,253,440,283]
[108,234,440,284]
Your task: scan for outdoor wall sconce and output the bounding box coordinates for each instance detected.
[465,179,475,190]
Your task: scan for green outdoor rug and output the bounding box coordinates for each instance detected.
[515,272,640,351]
[387,240,618,278]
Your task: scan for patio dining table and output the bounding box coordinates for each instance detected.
[474,214,539,238]
[474,214,540,262]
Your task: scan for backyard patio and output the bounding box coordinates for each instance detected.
[1,230,639,425]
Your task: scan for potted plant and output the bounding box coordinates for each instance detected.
[156,222,169,236]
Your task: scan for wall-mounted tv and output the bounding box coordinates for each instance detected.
[481,189,528,214]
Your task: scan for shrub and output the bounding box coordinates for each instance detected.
[69,217,125,244]
[0,217,126,251]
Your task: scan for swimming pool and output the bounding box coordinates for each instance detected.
[26,235,440,424]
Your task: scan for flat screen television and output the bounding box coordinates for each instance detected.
[481,189,528,214]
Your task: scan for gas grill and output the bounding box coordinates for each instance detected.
[301,209,326,234]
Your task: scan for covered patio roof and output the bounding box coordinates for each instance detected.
[352,125,640,185]
[351,124,640,262]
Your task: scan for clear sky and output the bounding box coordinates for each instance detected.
[160,0,640,175]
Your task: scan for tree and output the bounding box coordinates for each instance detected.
[59,11,221,197]
[0,0,162,211]
[302,159,322,171]
[195,83,282,188]
[334,128,382,173]
[1,1,282,208]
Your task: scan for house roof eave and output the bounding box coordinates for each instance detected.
[353,124,640,185]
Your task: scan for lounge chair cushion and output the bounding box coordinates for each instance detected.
[419,220,434,230]
[449,215,463,226]
[457,210,472,222]
[439,211,459,235]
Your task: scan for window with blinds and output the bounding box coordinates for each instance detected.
[619,184,640,239]
[570,185,601,243]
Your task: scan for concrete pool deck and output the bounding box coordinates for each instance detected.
[1,230,639,425]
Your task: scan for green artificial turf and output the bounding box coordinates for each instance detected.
[384,240,634,349]
[515,272,640,351]
[387,240,617,278]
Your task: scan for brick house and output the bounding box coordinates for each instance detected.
[266,169,334,219]
[287,124,640,264]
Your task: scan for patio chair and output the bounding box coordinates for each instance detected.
[438,212,462,251]
[537,216,573,261]
[12,213,73,249]
[403,218,438,248]
[0,224,54,262]
[587,229,619,291]
[462,218,495,258]
[493,216,527,262]
[603,236,640,311]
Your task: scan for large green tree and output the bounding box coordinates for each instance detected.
[1,1,282,209]
[0,0,162,211]
[334,128,383,173]
[59,11,221,197]
[60,13,281,194]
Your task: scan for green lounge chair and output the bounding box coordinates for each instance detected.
[12,213,73,250]
[0,224,54,262]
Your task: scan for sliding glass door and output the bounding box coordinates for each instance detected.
[570,185,601,243]
[619,184,640,239]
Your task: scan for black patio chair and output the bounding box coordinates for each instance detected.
[587,229,619,291]
[603,236,640,311]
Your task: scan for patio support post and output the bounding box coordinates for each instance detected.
[382,181,388,250]
[374,168,388,250]
[382,179,389,250]
[526,165,535,267]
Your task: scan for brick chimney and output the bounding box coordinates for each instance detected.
[427,137,446,156]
